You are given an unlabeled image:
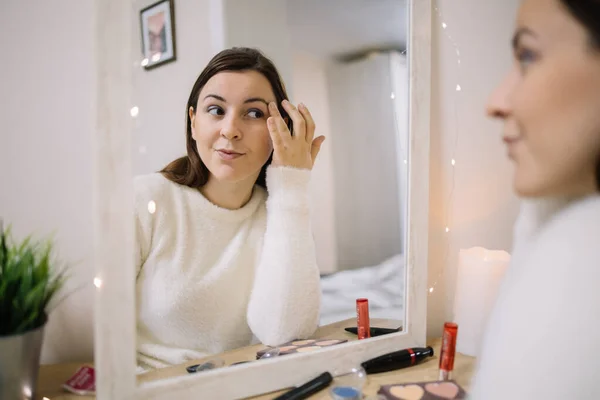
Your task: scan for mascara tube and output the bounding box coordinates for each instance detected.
[361,346,434,374]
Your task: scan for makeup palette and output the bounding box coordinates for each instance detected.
[378,380,467,400]
[256,338,347,359]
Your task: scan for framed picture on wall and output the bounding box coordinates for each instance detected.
[140,0,176,70]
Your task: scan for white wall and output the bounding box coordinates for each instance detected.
[427,0,521,339]
[0,0,96,363]
[291,52,338,275]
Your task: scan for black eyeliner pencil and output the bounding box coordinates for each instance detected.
[272,372,333,400]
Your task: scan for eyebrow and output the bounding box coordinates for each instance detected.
[203,94,270,106]
[512,27,537,50]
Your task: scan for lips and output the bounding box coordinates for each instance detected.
[502,136,521,160]
[502,136,521,144]
[216,149,244,160]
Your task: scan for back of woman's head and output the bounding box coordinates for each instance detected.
[560,0,600,190]
[160,47,290,189]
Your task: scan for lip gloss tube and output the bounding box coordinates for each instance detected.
[439,322,458,380]
[356,298,370,339]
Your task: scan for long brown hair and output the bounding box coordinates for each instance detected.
[160,47,292,189]
[560,0,600,190]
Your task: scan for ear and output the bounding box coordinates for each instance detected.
[189,106,196,139]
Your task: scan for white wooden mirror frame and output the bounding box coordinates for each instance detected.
[93,0,431,398]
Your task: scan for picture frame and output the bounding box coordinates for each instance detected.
[140,0,177,70]
[93,0,431,398]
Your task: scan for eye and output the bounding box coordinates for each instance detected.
[516,48,538,70]
[247,109,265,119]
[207,106,224,116]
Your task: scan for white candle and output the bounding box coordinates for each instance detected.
[453,247,510,357]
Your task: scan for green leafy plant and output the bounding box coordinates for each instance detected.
[0,222,68,336]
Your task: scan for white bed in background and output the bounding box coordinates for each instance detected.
[319,254,405,327]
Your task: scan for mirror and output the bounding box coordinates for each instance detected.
[129,0,409,377]
[1,0,428,398]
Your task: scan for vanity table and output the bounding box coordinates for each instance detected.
[36,319,476,399]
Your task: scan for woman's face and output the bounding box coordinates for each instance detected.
[487,0,600,198]
[190,71,275,185]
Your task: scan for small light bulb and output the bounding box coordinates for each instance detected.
[148,200,156,214]
[429,287,434,293]
[141,58,149,67]
[445,227,450,233]
[130,106,139,118]
[451,159,456,166]
[442,22,447,29]
[456,84,462,91]
[403,159,407,164]
[390,92,395,100]
[94,277,102,288]
[151,53,161,62]
[43,397,50,400]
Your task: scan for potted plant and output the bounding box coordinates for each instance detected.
[0,221,68,400]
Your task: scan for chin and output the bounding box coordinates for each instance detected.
[514,185,543,198]
[513,173,547,198]
[208,166,256,184]
[514,177,569,198]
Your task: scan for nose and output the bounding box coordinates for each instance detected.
[220,114,242,140]
[486,69,516,120]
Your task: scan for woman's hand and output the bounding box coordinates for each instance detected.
[267,100,326,170]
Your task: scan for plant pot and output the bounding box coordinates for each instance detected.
[0,317,47,400]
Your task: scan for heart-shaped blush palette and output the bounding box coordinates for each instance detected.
[378,380,467,399]
[389,385,424,399]
[425,382,460,399]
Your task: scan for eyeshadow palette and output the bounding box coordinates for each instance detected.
[256,338,347,359]
[378,380,467,400]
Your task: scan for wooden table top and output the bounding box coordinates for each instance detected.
[36,318,476,399]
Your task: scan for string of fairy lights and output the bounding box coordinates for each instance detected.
[428,1,463,296]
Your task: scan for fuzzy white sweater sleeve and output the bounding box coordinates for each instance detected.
[469,195,600,399]
[247,166,321,345]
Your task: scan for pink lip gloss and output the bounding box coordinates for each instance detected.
[356,298,370,340]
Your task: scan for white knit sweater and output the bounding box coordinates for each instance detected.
[133,166,321,370]
[470,194,600,399]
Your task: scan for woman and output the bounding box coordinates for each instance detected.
[133,47,326,370]
[471,0,600,398]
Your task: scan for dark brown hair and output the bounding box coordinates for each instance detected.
[160,47,292,189]
[560,0,600,190]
